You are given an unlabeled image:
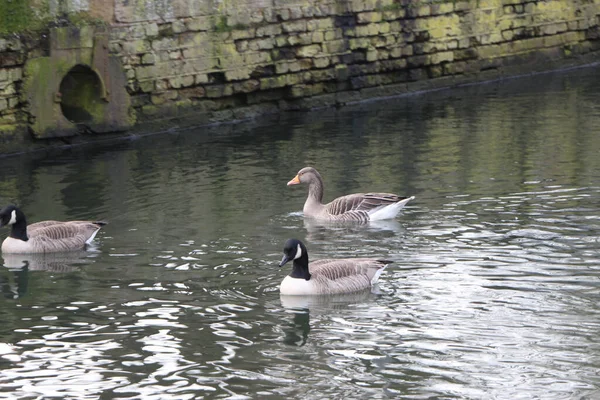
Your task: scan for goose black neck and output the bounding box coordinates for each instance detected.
[10,217,28,241]
[290,255,311,281]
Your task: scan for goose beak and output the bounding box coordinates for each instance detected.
[279,254,291,267]
[287,175,300,186]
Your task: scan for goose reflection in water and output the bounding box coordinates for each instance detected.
[279,290,379,346]
[1,252,97,299]
[303,217,406,242]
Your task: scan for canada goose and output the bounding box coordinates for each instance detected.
[278,238,390,295]
[287,167,414,222]
[0,205,106,254]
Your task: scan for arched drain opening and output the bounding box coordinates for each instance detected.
[59,64,104,125]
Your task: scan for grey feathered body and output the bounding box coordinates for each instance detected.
[317,193,409,222]
[2,221,105,254]
[302,258,388,295]
[292,167,413,222]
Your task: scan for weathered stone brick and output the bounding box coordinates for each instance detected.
[276,62,290,74]
[282,20,307,33]
[431,2,453,15]
[195,74,209,84]
[454,1,471,12]
[145,23,159,37]
[458,38,471,48]
[257,24,282,37]
[236,40,249,52]
[251,10,264,24]
[357,12,382,24]
[407,55,430,67]
[431,51,454,64]
[225,69,251,81]
[307,18,335,31]
[231,29,256,40]
[289,6,303,19]
[479,33,503,45]
[139,80,155,93]
[142,53,156,65]
[297,32,314,45]
[233,79,260,93]
[297,44,321,57]
[179,86,206,99]
[390,46,402,58]
[541,22,568,36]
[172,20,187,33]
[312,31,325,43]
[366,49,378,62]
[349,37,370,49]
[324,29,341,41]
[181,75,195,87]
[153,37,178,51]
[383,9,405,21]
[206,84,233,98]
[314,56,330,68]
[249,38,275,51]
[187,16,211,32]
[381,58,407,71]
[443,61,467,75]
[325,39,348,53]
[278,8,290,21]
[502,30,515,41]
[123,40,151,55]
[379,22,391,34]
[407,5,430,18]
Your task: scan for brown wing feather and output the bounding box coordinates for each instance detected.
[29,234,90,252]
[310,258,388,281]
[29,223,101,241]
[325,193,408,215]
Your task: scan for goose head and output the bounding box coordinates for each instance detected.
[279,238,311,280]
[0,205,23,228]
[287,167,321,186]
[279,238,307,266]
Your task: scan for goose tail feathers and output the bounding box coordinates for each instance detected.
[368,196,415,221]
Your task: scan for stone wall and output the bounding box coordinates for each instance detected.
[1,0,600,148]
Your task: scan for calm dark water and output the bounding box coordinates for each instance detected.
[1,66,600,399]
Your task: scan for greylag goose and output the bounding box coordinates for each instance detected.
[0,205,106,253]
[278,238,390,295]
[287,167,414,222]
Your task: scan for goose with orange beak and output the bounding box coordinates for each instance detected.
[287,167,414,222]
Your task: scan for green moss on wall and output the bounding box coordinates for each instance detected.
[0,1,103,36]
[0,0,42,35]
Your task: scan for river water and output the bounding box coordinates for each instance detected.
[0,66,599,399]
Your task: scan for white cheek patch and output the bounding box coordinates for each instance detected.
[8,210,17,225]
[294,243,302,260]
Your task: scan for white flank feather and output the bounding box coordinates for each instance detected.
[368,196,415,221]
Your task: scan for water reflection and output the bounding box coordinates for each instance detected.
[0,251,99,299]
[0,67,600,399]
[279,290,382,346]
[2,251,95,271]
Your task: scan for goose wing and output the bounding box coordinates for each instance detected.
[325,193,408,215]
[308,258,390,289]
[29,222,103,241]
[28,220,106,234]
[27,234,90,253]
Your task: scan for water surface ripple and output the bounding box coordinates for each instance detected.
[1,67,600,399]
